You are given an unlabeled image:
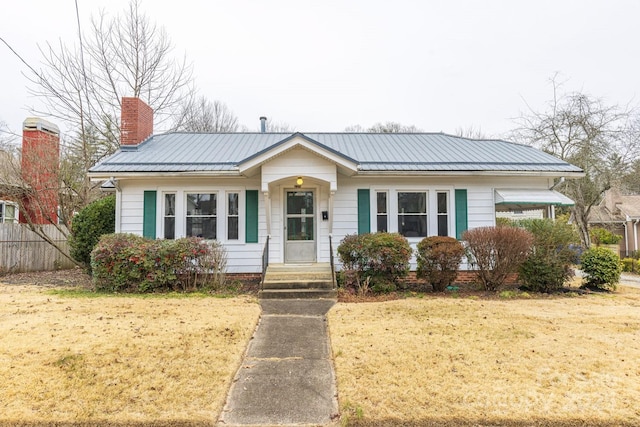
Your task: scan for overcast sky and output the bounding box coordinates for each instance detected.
[1,0,639,142]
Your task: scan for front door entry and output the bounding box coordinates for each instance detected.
[284,190,316,263]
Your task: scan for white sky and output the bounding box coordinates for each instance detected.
[1,0,639,141]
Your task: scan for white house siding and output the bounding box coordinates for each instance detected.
[115,172,553,273]
[117,177,265,273]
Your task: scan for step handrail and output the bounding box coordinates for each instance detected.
[329,234,337,289]
[260,235,270,290]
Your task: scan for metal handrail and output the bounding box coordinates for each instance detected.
[260,235,270,290]
[329,234,337,289]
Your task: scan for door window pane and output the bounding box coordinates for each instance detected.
[287,217,314,240]
[287,191,314,214]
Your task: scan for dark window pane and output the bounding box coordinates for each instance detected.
[164,217,175,239]
[187,194,216,216]
[187,217,216,239]
[438,215,448,236]
[287,217,314,240]
[287,191,313,215]
[228,193,239,216]
[438,192,448,214]
[398,192,426,213]
[398,215,427,237]
[228,217,239,240]
[165,194,175,216]
[377,215,388,232]
[377,192,387,214]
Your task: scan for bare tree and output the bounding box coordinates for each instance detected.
[263,119,295,133]
[512,76,634,246]
[454,125,486,139]
[172,96,239,132]
[345,121,422,133]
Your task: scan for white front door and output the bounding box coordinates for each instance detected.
[284,190,316,263]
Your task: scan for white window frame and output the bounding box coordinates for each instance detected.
[375,190,389,233]
[435,190,451,237]
[0,201,19,224]
[224,190,245,244]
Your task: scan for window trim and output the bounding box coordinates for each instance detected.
[0,201,18,224]
[397,190,428,238]
[185,192,218,240]
[436,190,451,237]
[162,192,177,240]
[375,190,389,232]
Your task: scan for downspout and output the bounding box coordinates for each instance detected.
[635,219,639,253]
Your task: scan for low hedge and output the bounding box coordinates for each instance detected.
[91,234,227,292]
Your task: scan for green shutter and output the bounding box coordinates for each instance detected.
[357,189,370,234]
[143,191,157,239]
[245,190,259,243]
[455,189,468,240]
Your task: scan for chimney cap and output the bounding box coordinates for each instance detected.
[23,117,60,136]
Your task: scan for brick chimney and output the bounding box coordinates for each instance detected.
[121,97,153,146]
[20,118,60,224]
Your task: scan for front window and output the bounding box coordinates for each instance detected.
[227,192,239,240]
[186,193,216,239]
[376,191,388,232]
[398,192,427,237]
[437,192,449,236]
[164,194,176,239]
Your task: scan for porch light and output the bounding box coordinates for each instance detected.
[296,177,304,186]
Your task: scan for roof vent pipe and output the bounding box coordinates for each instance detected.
[260,116,267,133]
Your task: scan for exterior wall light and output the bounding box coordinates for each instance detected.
[296,177,304,186]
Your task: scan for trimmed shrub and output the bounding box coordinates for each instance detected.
[590,227,623,245]
[463,226,533,291]
[337,232,411,294]
[69,195,116,270]
[515,219,580,293]
[416,236,464,292]
[91,234,227,292]
[581,247,622,291]
[622,257,635,273]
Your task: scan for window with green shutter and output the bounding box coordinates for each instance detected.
[245,190,259,243]
[455,189,468,240]
[357,189,370,234]
[143,191,157,239]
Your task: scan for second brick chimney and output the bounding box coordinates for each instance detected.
[121,97,153,146]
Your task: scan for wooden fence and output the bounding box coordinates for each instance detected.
[0,224,76,273]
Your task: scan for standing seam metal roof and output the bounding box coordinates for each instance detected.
[88,132,583,174]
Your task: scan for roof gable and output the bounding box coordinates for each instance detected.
[238,133,358,175]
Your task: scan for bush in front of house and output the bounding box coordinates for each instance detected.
[463,226,533,291]
[416,236,464,292]
[580,247,622,291]
[69,195,116,271]
[590,227,623,245]
[515,219,580,293]
[622,257,635,273]
[337,232,411,294]
[91,233,227,292]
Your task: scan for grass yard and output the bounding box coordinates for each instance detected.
[0,284,261,426]
[329,286,640,426]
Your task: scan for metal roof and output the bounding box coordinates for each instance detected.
[89,132,583,175]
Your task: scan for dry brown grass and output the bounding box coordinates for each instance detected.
[328,285,640,426]
[0,284,260,425]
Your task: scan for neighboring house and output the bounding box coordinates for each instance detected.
[88,98,583,274]
[0,119,60,225]
[588,188,640,257]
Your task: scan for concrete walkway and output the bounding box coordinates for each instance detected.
[218,299,338,426]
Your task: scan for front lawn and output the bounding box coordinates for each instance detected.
[328,286,640,426]
[0,284,261,425]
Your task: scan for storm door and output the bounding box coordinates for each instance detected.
[284,190,316,263]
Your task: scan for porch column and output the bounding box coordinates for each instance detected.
[264,191,271,235]
[328,190,335,234]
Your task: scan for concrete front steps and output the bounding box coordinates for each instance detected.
[259,263,337,299]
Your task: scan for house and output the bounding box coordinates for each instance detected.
[88,98,583,277]
[0,118,60,225]
[587,188,640,257]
